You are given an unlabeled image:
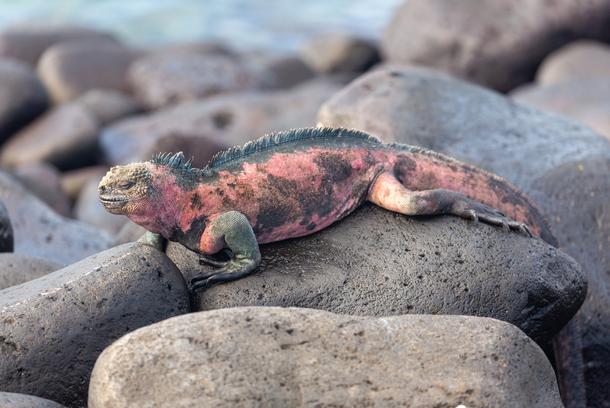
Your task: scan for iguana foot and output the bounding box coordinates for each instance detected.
[190,254,259,291]
[137,231,166,251]
[451,198,532,236]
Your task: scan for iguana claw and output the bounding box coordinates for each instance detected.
[197,248,233,267]
[452,198,532,237]
[190,255,259,291]
[519,224,533,237]
[198,256,229,268]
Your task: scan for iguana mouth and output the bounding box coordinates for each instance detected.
[99,195,129,207]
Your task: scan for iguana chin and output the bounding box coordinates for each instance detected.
[98,127,554,290]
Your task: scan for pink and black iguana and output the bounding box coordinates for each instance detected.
[99,127,554,290]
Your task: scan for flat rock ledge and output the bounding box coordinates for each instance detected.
[88,307,563,408]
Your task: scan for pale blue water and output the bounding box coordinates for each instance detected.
[0,0,402,51]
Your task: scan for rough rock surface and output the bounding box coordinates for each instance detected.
[382,0,610,91]
[317,65,610,407]
[169,203,585,346]
[0,253,62,290]
[512,79,610,141]
[101,77,345,166]
[0,58,48,143]
[0,23,115,66]
[88,307,563,408]
[0,103,99,169]
[0,243,190,407]
[74,179,126,234]
[0,171,111,265]
[38,40,140,103]
[300,33,379,74]
[536,40,610,85]
[128,52,264,109]
[13,163,71,216]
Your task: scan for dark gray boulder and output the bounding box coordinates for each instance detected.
[1,89,141,170]
[88,307,563,408]
[0,102,99,170]
[127,52,264,109]
[75,89,142,126]
[169,203,585,347]
[300,33,379,74]
[37,40,140,103]
[382,0,610,91]
[0,58,47,143]
[0,243,190,407]
[256,54,315,89]
[0,23,116,66]
[317,65,610,407]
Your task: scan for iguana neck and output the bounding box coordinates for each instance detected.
[128,172,192,238]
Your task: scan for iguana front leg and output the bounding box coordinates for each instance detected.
[136,231,226,265]
[190,211,261,291]
[138,231,166,250]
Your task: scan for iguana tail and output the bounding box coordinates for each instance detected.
[379,144,557,246]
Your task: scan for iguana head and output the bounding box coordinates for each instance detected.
[98,162,153,216]
[99,152,199,235]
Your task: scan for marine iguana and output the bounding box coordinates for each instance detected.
[98,127,554,290]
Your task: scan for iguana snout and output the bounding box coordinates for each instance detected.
[98,163,151,215]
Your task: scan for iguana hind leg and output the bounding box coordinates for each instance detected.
[368,172,531,235]
[191,211,261,291]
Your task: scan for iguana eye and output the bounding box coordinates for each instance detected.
[118,180,134,189]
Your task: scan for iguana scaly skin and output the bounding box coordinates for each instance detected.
[99,128,554,290]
